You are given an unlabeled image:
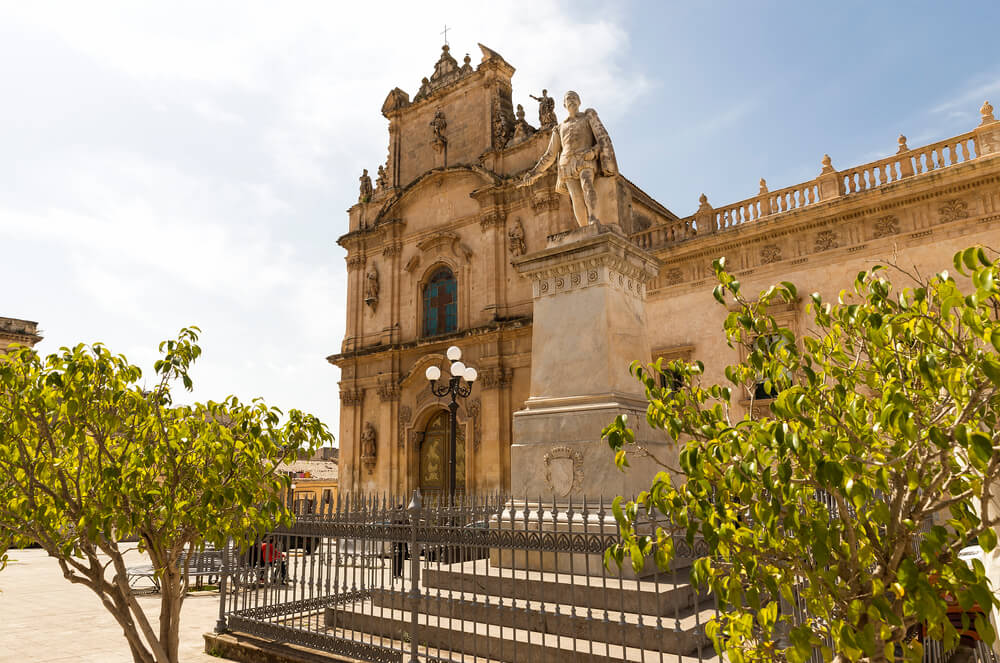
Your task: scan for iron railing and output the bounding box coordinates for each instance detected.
[216,492,999,663]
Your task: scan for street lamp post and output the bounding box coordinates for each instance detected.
[425,345,477,500]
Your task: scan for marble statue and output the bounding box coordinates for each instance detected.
[530,89,557,128]
[359,169,373,202]
[521,91,618,227]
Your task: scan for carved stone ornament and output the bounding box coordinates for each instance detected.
[365,264,380,312]
[346,254,365,272]
[815,230,839,252]
[760,244,782,264]
[664,267,683,286]
[938,198,969,223]
[375,165,388,192]
[873,214,900,239]
[398,405,412,448]
[466,399,482,450]
[377,378,400,402]
[543,446,584,497]
[381,87,411,116]
[360,422,377,474]
[508,219,526,257]
[430,109,447,151]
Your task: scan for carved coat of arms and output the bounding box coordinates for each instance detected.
[543,446,584,497]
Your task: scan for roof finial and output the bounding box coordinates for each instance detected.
[441,24,450,47]
[981,100,996,125]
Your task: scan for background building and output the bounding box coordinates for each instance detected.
[0,317,42,354]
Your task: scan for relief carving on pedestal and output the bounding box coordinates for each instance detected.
[938,199,969,223]
[543,446,584,497]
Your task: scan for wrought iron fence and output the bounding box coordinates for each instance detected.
[216,491,999,663]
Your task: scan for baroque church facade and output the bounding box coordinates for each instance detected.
[329,43,1000,496]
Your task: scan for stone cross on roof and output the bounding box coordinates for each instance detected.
[441,24,450,46]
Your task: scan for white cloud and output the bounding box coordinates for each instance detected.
[0,1,645,440]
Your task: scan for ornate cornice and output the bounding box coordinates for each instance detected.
[377,376,401,402]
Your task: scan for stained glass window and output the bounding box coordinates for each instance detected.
[423,267,457,336]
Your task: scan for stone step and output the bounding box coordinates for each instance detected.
[420,558,702,615]
[358,588,715,656]
[324,601,721,663]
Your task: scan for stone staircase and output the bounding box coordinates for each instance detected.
[324,558,719,662]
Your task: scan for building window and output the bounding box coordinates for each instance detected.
[423,267,458,336]
[652,344,695,393]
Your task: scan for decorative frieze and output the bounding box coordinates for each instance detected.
[382,242,403,257]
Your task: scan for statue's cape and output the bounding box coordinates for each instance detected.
[585,108,618,177]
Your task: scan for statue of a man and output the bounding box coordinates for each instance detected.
[529,89,557,127]
[365,266,379,310]
[430,109,447,150]
[359,168,373,202]
[361,422,377,459]
[521,91,618,227]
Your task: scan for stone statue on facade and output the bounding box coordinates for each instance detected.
[375,165,388,192]
[365,265,379,311]
[359,169,373,203]
[508,219,526,257]
[530,89,557,128]
[521,91,618,227]
[361,422,377,473]
[430,109,447,151]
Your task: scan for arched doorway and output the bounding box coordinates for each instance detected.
[419,410,465,497]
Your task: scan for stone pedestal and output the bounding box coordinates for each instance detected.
[510,223,667,501]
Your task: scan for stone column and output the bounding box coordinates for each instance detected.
[509,224,668,501]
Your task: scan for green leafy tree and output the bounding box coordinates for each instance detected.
[0,328,332,663]
[605,247,1000,662]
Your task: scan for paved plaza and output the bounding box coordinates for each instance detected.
[0,546,219,663]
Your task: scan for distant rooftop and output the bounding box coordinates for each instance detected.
[0,316,43,349]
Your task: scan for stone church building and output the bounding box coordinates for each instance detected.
[329,43,1000,497]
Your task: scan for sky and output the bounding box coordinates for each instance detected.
[3,1,999,443]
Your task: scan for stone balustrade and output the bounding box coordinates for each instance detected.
[632,103,995,251]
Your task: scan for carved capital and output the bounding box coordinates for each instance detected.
[480,367,513,390]
[479,208,506,230]
[398,405,412,448]
[382,242,403,258]
[340,388,364,406]
[377,380,400,402]
[346,254,365,272]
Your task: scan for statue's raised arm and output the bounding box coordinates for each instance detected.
[519,91,618,227]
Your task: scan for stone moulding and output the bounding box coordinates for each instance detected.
[513,233,660,301]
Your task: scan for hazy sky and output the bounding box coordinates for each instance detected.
[3,1,998,441]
